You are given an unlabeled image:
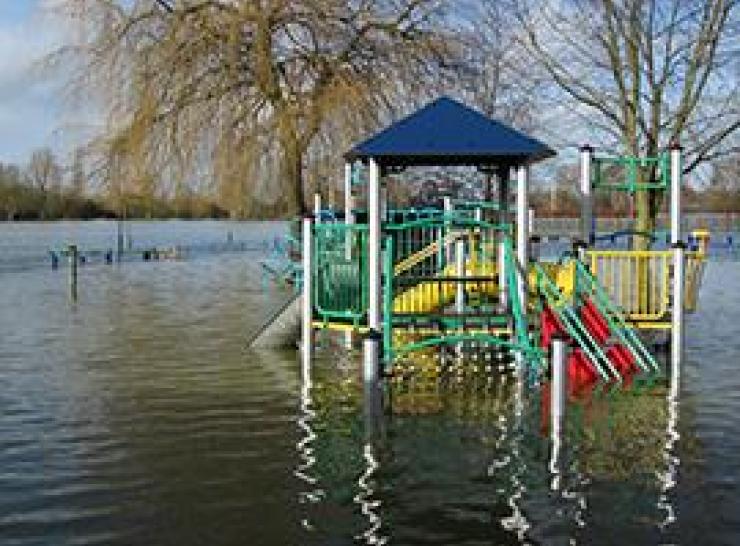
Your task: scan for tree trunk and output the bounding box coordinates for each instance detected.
[634,189,654,250]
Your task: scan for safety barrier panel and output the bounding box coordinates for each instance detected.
[592,153,670,192]
[587,250,672,321]
[313,223,369,325]
[586,249,706,321]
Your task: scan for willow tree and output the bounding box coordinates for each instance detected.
[54,0,450,216]
[516,0,739,246]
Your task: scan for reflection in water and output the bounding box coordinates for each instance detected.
[354,383,387,545]
[295,356,324,530]
[549,393,564,493]
[658,361,681,530]
[500,374,531,541]
[354,443,384,544]
[3,223,738,545]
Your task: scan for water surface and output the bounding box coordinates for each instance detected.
[1,221,739,545]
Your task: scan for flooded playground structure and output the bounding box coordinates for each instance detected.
[254,97,707,399]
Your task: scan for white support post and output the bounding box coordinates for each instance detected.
[670,144,682,245]
[344,162,355,348]
[498,240,508,311]
[516,165,529,373]
[444,196,453,265]
[363,331,381,384]
[497,167,509,312]
[302,217,314,369]
[380,185,388,223]
[516,165,529,312]
[580,145,594,246]
[549,335,568,491]
[551,336,568,431]
[344,162,354,230]
[368,159,382,332]
[313,193,322,222]
[455,239,465,315]
[672,243,685,371]
[528,207,535,235]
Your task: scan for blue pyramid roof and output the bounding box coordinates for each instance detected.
[346,97,555,167]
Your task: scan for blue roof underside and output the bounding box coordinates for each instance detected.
[346,97,555,167]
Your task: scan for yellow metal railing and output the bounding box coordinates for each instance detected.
[586,249,706,322]
[393,230,463,276]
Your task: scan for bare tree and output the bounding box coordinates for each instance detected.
[53,0,453,216]
[70,148,86,197]
[27,148,62,193]
[516,0,740,245]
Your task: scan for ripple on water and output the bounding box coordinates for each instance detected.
[2,227,740,545]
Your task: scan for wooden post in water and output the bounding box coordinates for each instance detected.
[68,244,78,299]
[116,219,124,262]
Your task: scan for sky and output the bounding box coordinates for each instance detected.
[0,0,76,166]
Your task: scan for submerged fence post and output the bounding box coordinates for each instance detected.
[672,242,685,370]
[301,216,314,370]
[68,244,78,299]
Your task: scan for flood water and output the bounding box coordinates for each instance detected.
[1,221,739,545]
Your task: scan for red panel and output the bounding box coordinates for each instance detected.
[567,349,599,394]
[540,306,566,349]
[580,298,611,345]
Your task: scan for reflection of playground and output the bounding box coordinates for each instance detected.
[296,359,698,542]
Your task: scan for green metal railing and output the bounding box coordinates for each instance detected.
[452,199,517,214]
[592,153,670,192]
[313,223,369,325]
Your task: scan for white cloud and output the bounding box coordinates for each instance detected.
[0,3,78,165]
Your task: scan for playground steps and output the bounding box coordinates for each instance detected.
[540,300,638,391]
[392,261,498,314]
[393,230,464,275]
[536,260,660,391]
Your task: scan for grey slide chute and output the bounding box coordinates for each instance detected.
[247,295,302,349]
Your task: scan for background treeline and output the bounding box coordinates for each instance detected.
[0,149,230,220]
[9,0,740,223]
[4,147,738,221]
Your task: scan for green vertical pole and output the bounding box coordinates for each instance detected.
[383,236,394,367]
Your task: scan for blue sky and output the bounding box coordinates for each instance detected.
[0,1,70,166]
